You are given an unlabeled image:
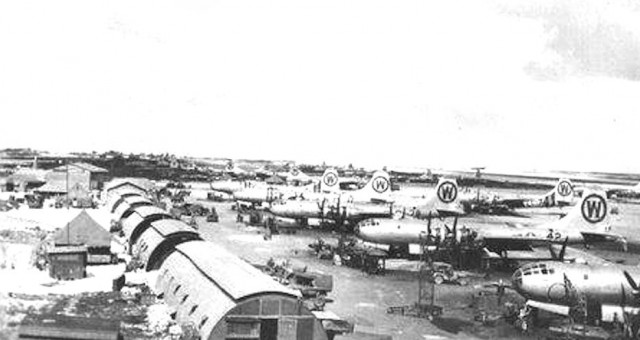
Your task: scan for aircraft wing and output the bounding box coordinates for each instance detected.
[580,231,627,251]
[482,235,553,253]
[499,249,573,262]
[495,198,532,209]
[526,300,570,316]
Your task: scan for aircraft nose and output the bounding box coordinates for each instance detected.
[511,268,523,293]
[268,203,283,215]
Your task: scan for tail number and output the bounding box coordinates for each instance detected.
[581,194,607,223]
[323,172,338,187]
[557,181,573,197]
[437,181,458,203]
[372,176,390,194]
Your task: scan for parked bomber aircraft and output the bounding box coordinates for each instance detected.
[356,188,626,258]
[233,182,317,205]
[267,170,395,227]
[210,179,255,195]
[608,181,640,200]
[512,260,640,332]
[292,168,392,204]
[484,178,576,209]
[277,167,314,185]
[268,196,393,229]
[458,178,577,217]
[391,178,465,218]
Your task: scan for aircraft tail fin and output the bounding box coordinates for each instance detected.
[556,188,610,232]
[433,178,463,216]
[554,178,575,206]
[320,168,340,193]
[540,178,574,207]
[358,170,391,202]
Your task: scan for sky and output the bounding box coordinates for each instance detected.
[0,0,639,173]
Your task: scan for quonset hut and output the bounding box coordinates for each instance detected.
[121,205,173,249]
[133,219,201,271]
[112,196,154,221]
[108,188,330,340]
[156,241,328,340]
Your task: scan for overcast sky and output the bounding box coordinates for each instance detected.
[1,0,639,173]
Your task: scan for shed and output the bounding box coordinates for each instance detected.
[34,181,68,195]
[19,313,121,340]
[133,219,201,271]
[47,162,108,195]
[48,245,87,280]
[156,241,328,340]
[105,178,154,202]
[54,210,112,264]
[8,169,47,191]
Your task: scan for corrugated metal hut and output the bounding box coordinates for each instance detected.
[113,196,154,221]
[48,245,87,280]
[121,206,173,248]
[156,241,328,340]
[108,191,145,214]
[133,219,201,271]
[19,314,121,340]
[54,210,112,264]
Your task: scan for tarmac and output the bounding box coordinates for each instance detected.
[1,182,639,339]
[187,182,640,340]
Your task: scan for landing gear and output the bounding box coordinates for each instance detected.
[515,305,535,334]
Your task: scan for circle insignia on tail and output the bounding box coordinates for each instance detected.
[557,181,573,197]
[581,194,606,224]
[437,181,458,203]
[323,172,338,187]
[371,176,390,194]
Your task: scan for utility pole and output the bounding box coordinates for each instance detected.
[66,159,69,209]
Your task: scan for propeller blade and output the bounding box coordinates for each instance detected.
[452,216,458,239]
[624,271,640,291]
[549,242,558,260]
[559,237,568,262]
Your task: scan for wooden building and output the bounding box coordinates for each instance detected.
[19,314,121,340]
[104,178,154,204]
[54,210,112,264]
[48,245,87,280]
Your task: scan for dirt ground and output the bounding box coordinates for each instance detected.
[189,183,640,340]
[193,200,523,340]
[1,182,639,340]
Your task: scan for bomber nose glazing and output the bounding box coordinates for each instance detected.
[511,268,523,293]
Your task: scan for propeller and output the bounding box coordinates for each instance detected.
[452,216,458,242]
[562,273,578,305]
[620,283,638,338]
[623,271,640,299]
[549,237,569,262]
[317,198,326,224]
